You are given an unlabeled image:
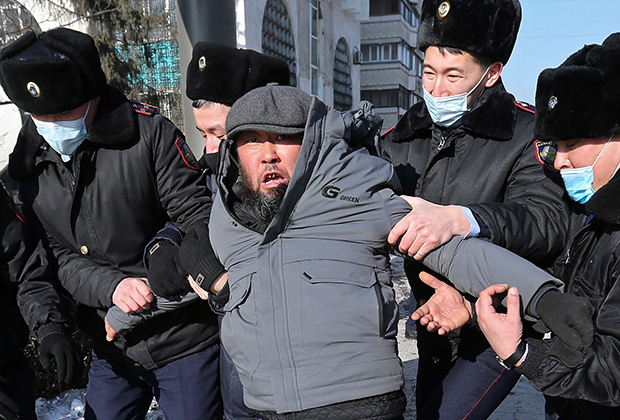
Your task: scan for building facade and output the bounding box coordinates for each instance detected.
[238,0,368,111]
[0,0,425,161]
[360,0,423,130]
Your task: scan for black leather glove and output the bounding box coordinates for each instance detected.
[537,290,595,353]
[178,221,225,294]
[39,333,81,385]
[0,389,19,420]
[146,241,191,298]
[342,100,383,155]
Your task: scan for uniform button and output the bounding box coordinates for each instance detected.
[80,245,89,255]
[418,299,426,306]
[432,356,441,364]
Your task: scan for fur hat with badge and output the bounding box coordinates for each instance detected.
[186,41,290,106]
[0,27,107,115]
[418,0,522,64]
[534,33,620,142]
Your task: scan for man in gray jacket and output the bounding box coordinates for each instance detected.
[206,84,587,419]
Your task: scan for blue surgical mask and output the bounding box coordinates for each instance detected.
[560,134,613,204]
[32,101,91,161]
[423,67,491,128]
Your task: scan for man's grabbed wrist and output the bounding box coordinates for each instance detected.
[496,340,528,369]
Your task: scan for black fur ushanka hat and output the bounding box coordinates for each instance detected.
[534,33,620,142]
[0,27,106,115]
[418,0,521,65]
[186,41,290,106]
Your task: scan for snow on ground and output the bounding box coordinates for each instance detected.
[35,389,164,420]
[35,256,545,419]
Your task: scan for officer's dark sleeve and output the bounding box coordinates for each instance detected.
[467,138,569,264]
[47,233,125,309]
[2,197,73,339]
[516,256,620,406]
[150,116,212,232]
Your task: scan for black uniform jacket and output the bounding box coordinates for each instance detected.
[0,188,72,369]
[517,172,620,419]
[381,80,569,362]
[5,85,217,369]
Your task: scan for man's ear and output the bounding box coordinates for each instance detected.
[485,62,504,88]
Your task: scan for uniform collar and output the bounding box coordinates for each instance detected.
[585,170,620,225]
[9,85,138,181]
[389,79,517,142]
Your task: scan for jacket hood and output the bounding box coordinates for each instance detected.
[586,169,620,224]
[9,84,138,181]
[388,78,517,141]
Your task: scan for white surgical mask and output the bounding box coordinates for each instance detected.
[423,67,491,128]
[32,101,91,161]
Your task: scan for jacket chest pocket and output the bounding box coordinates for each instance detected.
[221,268,264,382]
[295,259,396,366]
[223,266,255,312]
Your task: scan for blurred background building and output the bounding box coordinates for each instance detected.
[0,0,423,158]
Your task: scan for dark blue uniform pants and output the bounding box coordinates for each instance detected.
[416,340,521,419]
[85,344,222,420]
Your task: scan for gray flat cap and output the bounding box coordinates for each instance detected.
[226,85,312,141]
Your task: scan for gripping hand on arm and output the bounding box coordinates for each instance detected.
[534,289,595,354]
[388,196,471,260]
[178,221,225,299]
[112,277,153,313]
[477,285,524,363]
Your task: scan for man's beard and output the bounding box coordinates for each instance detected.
[239,168,288,226]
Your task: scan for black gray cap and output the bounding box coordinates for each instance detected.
[226,85,312,141]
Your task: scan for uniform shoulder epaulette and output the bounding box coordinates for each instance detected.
[514,100,535,114]
[130,101,159,116]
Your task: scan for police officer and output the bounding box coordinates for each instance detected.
[0,28,222,420]
[0,188,80,420]
[133,41,289,420]
[185,42,289,186]
[381,0,569,418]
[478,33,620,420]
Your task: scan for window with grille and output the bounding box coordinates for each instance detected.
[262,0,297,87]
[333,38,352,111]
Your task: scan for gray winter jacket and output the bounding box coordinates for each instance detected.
[210,98,409,413]
[209,97,563,413]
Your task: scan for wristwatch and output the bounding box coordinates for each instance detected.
[496,340,528,370]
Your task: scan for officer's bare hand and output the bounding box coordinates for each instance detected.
[476,284,523,361]
[388,196,470,260]
[112,277,154,314]
[412,272,472,335]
